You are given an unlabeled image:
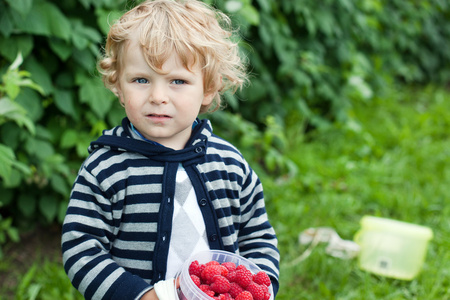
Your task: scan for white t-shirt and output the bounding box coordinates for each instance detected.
[165,164,210,278]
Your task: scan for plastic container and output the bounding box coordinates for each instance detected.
[354,215,433,280]
[175,250,274,300]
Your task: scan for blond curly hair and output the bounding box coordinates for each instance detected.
[98,0,248,113]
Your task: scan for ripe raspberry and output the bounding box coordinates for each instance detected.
[206,260,220,266]
[189,260,203,277]
[200,284,211,293]
[235,267,253,288]
[246,282,265,300]
[222,262,237,272]
[264,292,270,300]
[226,270,236,282]
[201,264,223,284]
[229,282,245,298]
[259,284,269,294]
[210,275,231,294]
[218,293,233,300]
[220,265,229,278]
[200,284,215,297]
[236,264,247,271]
[190,274,201,287]
[253,271,271,287]
[235,291,254,300]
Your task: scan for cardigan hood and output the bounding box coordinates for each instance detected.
[88,117,212,163]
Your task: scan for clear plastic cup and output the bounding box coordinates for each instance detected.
[175,250,274,300]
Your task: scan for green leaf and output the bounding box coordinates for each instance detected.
[0,97,35,134]
[239,4,260,25]
[0,144,15,181]
[25,138,55,160]
[0,97,26,116]
[39,195,58,222]
[79,78,114,119]
[9,5,51,37]
[72,48,96,71]
[96,8,123,35]
[44,2,72,41]
[48,38,73,61]
[18,193,36,217]
[9,1,71,41]
[4,0,33,18]
[16,89,44,122]
[71,19,102,50]
[51,174,69,197]
[60,129,78,149]
[54,89,79,120]
[23,57,53,96]
[7,224,20,242]
[0,8,15,37]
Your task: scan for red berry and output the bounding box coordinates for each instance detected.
[222,262,237,272]
[236,264,247,271]
[216,265,228,278]
[235,291,254,300]
[210,275,231,294]
[206,260,220,266]
[253,271,271,287]
[246,282,265,300]
[189,260,203,277]
[200,284,215,297]
[229,282,245,298]
[201,264,223,284]
[259,284,269,294]
[235,267,253,288]
[226,270,236,282]
[200,284,211,292]
[219,293,233,300]
[190,274,201,287]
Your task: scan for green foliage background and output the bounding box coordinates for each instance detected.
[0,0,449,251]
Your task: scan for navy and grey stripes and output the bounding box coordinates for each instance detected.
[62,117,279,300]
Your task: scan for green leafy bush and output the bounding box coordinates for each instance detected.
[0,0,449,230]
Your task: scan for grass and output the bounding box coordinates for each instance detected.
[263,85,450,299]
[2,85,449,299]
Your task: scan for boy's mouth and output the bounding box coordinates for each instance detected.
[147,113,171,118]
[146,113,172,122]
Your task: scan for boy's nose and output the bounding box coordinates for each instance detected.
[149,84,169,104]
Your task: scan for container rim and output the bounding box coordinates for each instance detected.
[360,215,433,239]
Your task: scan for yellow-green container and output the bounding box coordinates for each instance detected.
[354,216,433,280]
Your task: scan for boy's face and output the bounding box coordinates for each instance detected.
[115,39,214,150]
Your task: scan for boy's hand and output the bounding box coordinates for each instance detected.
[140,289,158,300]
[141,278,180,300]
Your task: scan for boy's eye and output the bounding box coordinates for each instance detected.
[172,79,186,85]
[134,78,148,84]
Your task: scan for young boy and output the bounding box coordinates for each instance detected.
[61,1,280,299]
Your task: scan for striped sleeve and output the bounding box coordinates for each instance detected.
[62,155,153,300]
[202,136,280,294]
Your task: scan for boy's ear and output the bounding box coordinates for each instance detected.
[112,85,126,107]
[202,91,215,106]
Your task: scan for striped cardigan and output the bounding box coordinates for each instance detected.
[62,117,280,300]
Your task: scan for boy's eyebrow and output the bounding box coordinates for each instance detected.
[123,68,198,79]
